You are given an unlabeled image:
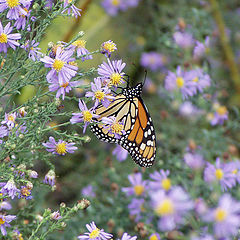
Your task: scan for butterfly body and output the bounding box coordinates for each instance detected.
[90,83,156,167]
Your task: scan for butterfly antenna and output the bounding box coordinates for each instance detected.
[143,69,147,85]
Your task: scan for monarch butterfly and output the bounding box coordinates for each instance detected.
[90,76,156,168]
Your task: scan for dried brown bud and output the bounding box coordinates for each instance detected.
[77,199,90,210]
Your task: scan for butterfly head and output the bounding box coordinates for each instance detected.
[122,83,143,98]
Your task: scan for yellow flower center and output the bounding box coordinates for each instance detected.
[161,178,171,191]
[215,169,223,180]
[95,90,105,101]
[72,40,86,49]
[53,59,65,72]
[18,233,24,240]
[21,187,30,196]
[216,106,227,115]
[0,217,5,225]
[150,234,158,240]
[8,114,15,122]
[232,169,238,174]
[61,82,69,88]
[82,111,93,122]
[134,185,144,196]
[0,33,8,43]
[111,122,123,134]
[89,228,100,238]
[0,193,3,201]
[176,77,184,88]
[155,199,174,216]
[110,73,122,86]
[215,208,227,222]
[103,42,116,53]
[55,142,67,155]
[149,57,156,64]
[111,0,120,6]
[192,77,199,82]
[6,0,19,8]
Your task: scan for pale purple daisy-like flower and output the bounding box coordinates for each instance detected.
[70,100,99,133]
[119,232,137,240]
[101,40,117,57]
[0,125,8,138]
[101,0,125,16]
[128,198,145,222]
[149,233,161,240]
[148,170,172,192]
[18,186,32,200]
[193,36,210,60]
[194,198,208,216]
[101,116,125,139]
[179,101,202,118]
[112,145,128,162]
[42,136,77,155]
[21,40,42,61]
[228,161,240,183]
[81,185,96,198]
[204,158,236,191]
[0,214,16,236]
[0,0,27,20]
[185,68,211,93]
[173,31,194,49]
[98,58,126,87]
[210,105,228,126]
[78,221,113,240]
[0,179,19,199]
[122,173,147,197]
[151,187,193,231]
[71,39,92,61]
[48,75,80,100]
[51,211,62,220]
[40,47,78,84]
[164,66,196,99]
[183,152,205,170]
[62,0,81,18]
[85,78,115,108]
[140,52,165,72]
[0,201,12,210]
[204,194,240,238]
[0,21,21,53]
[13,4,31,30]
[43,170,56,186]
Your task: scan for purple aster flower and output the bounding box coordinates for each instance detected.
[119,232,137,240]
[128,198,145,222]
[43,170,56,186]
[13,4,31,30]
[149,233,161,240]
[98,58,126,87]
[122,173,147,197]
[42,136,77,155]
[193,36,210,60]
[0,201,11,210]
[101,40,117,57]
[0,214,16,236]
[140,52,165,71]
[21,40,42,61]
[227,161,240,184]
[0,21,21,53]
[71,39,92,61]
[164,66,196,99]
[48,75,80,100]
[85,78,115,108]
[210,105,228,126]
[40,47,78,84]
[18,107,27,117]
[70,100,99,133]
[204,194,240,238]
[81,185,96,198]
[194,198,208,216]
[0,0,27,20]
[101,0,125,16]
[78,221,113,240]
[62,0,81,18]
[101,116,125,139]
[179,101,202,118]
[0,125,8,138]
[112,145,128,162]
[28,170,38,179]
[44,0,54,8]
[151,187,193,231]
[51,211,62,220]
[204,158,236,191]
[183,152,205,170]
[0,179,19,199]
[173,31,194,49]
[18,186,32,200]
[185,68,211,93]
[148,170,172,192]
